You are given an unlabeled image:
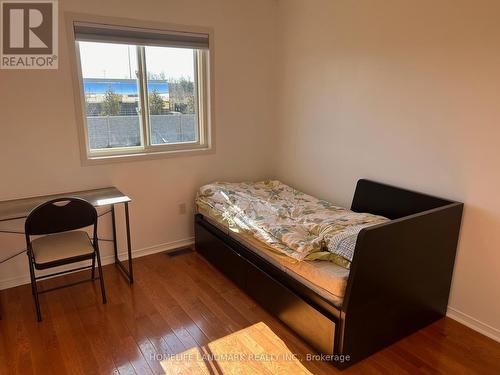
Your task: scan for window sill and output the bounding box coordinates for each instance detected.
[82,145,215,166]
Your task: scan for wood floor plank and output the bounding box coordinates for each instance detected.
[133,259,208,350]
[1,288,35,375]
[0,250,499,375]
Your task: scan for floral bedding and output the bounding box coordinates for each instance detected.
[195,180,389,269]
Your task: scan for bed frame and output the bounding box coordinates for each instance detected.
[194,179,463,368]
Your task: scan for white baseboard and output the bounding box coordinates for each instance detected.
[101,237,194,263]
[0,237,194,291]
[447,307,500,343]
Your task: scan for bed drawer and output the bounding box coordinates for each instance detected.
[195,221,249,288]
[246,264,336,355]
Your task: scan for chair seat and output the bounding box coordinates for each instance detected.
[32,231,95,266]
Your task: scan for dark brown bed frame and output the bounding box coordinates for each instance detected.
[194,179,463,369]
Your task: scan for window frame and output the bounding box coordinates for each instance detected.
[66,13,215,165]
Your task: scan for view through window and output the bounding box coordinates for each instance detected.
[79,41,200,152]
[145,46,199,146]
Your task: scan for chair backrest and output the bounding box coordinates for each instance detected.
[25,197,97,236]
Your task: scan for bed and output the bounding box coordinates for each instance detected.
[194,179,463,368]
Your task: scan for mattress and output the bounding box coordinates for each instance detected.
[198,206,349,307]
[196,180,388,268]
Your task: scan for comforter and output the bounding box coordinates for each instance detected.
[195,180,388,268]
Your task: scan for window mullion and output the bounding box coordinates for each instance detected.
[137,46,150,148]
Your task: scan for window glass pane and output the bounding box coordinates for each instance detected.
[79,41,142,150]
[144,46,199,145]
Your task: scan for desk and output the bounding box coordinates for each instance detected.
[0,187,134,283]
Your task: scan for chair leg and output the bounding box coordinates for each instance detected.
[91,254,96,280]
[28,257,42,322]
[95,249,107,304]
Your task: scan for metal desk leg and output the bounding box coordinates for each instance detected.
[111,205,119,260]
[111,203,134,284]
[124,201,134,283]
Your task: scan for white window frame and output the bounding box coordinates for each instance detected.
[66,13,215,165]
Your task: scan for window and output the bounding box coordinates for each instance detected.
[70,19,213,162]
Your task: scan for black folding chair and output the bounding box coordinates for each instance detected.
[25,197,106,321]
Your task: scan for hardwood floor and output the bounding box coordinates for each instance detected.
[1,249,499,374]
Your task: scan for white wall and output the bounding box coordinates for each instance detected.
[275,0,500,339]
[0,0,278,286]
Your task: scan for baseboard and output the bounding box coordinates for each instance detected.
[101,237,194,263]
[447,307,500,343]
[0,237,194,291]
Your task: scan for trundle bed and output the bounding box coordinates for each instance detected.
[194,179,463,368]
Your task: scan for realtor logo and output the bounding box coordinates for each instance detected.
[1,0,58,69]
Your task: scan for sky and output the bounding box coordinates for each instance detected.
[79,41,195,81]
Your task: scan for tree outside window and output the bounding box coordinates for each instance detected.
[148,89,165,115]
[101,87,122,116]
